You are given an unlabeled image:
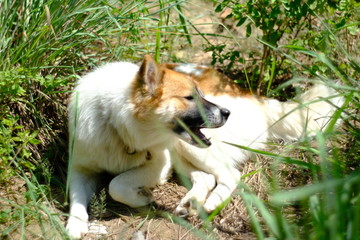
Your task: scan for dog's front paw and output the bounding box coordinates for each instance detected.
[203,194,224,213]
[175,197,202,217]
[66,216,88,239]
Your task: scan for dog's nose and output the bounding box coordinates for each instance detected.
[220,108,230,119]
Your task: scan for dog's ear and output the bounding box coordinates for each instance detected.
[138,55,163,95]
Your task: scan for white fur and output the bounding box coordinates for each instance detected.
[174,84,344,214]
[174,64,204,76]
[66,62,173,239]
[267,84,343,141]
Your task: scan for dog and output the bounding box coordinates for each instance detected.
[162,63,344,215]
[66,55,230,238]
[66,55,343,238]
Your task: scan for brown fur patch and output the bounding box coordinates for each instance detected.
[132,61,199,120]
[194,68,246,97]
[162,63,253,98]
[131,56,164,120]
[161,69,196,111]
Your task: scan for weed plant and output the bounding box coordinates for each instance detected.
[0,0,359,239]
[210,0,359,95]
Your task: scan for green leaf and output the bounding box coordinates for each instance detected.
[283,45,317,57]
[236,17,247,27]
[2,118,15,127]
[12,137,23,142]
[29,138,42,145]
[20,160,36,170]
[246,23,252,37]
[215,4,224,13]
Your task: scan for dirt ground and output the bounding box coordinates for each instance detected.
[79,171,262,240]
[81,179,257,240]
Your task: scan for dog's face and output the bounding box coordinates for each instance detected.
[131,55,230,147]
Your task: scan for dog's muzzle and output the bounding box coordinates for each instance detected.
[173,105,231,148]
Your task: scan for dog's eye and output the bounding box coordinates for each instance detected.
[184,95,194,101]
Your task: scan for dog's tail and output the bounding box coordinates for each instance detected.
[265,83,344,142]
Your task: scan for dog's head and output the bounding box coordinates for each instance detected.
[131,55,230,148]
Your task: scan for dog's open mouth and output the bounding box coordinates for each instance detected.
[188,126,211,147]
[172,121,211,148]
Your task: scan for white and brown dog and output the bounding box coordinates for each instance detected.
[66,55,343,238]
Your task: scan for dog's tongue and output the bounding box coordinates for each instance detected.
[202,137,211,146]
[193,127,211,147]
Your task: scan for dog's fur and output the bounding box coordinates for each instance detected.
[66,55,229,238]
[66,55,343,238]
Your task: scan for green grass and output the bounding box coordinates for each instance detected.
[0,0,359,239]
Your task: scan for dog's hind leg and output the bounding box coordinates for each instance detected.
[66,169,98,239]
[174,159,216,216]
[109,149,172,208]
